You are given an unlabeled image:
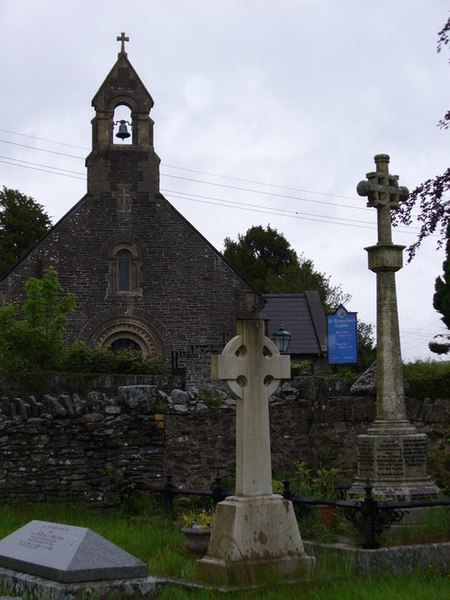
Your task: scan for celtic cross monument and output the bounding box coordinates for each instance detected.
[198,314,315,585]
[349,154,439,501]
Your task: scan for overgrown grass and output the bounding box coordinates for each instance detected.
[0,501,195,580]
[379,507,450,547]
[160,573,450,600]
[0,502,449,599]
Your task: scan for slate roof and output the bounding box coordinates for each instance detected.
[262,292,327,357]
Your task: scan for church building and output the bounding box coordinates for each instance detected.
[0,34,262,386]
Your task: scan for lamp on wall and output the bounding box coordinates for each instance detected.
[272,325,291,354]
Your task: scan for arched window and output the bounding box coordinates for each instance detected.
[111,338,142,352]
[117,249,131,291]
[107,243,142,297]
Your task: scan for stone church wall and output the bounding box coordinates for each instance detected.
[0,381,448,504]
[0,195,257,388]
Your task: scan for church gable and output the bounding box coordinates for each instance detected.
[0,34,260,387]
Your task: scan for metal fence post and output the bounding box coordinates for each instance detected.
[211,472,227,505]
[282,479,295,501]
[361,480,379,549]
[163,473,176,520]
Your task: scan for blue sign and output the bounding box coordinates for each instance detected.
[327,305,358,364]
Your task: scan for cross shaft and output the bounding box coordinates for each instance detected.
[212,316,290,496]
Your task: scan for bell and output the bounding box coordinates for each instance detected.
[116,120,131,140]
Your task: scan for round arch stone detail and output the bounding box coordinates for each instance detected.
[92,319,163,357]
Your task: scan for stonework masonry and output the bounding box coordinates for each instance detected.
[0,379,448,504]
[0,44,260,388]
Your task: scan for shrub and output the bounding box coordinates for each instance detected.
[0,267,76,388]
[403,359,450,399]
[58,341,169,376]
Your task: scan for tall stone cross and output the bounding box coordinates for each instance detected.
[117,32,129,54]
[349,154,439,503]
[357,154,409,421]
[211,315,290,496]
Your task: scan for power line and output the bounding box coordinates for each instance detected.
[0,127,360,202]
[159,189,421,235]
[0,139,84,160]
[0,129,89,151]
[161,172,370,212]
[165,190,378,230]
[0,155,85,176]
[163,163,358,202]
[0,154,427,235]
[0,138,367,210]
[0,159,85,180]
[0,139,426,230]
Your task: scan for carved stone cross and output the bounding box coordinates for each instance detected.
[117,32,129,54]
[212,315,290,496]
[357,154,409,420]
[348,155,439,503]
[357,153,409,245]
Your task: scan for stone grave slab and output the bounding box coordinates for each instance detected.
[0,520,147,583]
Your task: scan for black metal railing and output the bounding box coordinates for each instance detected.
[160,474,450,550]
[162,473,229,519]
[282,478,450,549]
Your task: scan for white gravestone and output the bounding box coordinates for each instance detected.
[198,315,315,585]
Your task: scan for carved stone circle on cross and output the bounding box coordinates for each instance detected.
[212,326,290,399]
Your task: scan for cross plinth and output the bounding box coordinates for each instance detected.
[348,155,439,503]
[199,315,315,585]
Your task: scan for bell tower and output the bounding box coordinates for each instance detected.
[86,33,160,196]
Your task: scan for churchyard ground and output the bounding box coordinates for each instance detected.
[0,501,448,600]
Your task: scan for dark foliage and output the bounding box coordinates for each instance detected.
[394,17,450,260]
[433,222,450,330]
[0,186,52,278]
[223,224,350,310]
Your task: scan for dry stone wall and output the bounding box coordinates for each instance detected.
[0,378,448,503]
[0,388,165,505]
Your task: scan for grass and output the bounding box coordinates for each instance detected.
[0,500,196,581]
[379,506,450,547]
[0,501,449,599]
[159,573,450,600]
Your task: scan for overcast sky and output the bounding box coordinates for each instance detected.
[1,0,449,362]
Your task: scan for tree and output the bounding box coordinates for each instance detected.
[224,224,375,370]
[394,17,450,260]
[429,221,450,356]
[0,267,76,377]
[223,225,350,310]
[356,320,376,371]
[0,186,52,278]
[433,222,450,330]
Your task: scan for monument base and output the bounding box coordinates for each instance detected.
[348,420,440,501]
[197,494,315,585]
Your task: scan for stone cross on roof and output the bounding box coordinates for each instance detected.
[212,315,290,496]
[117,32,129,55]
